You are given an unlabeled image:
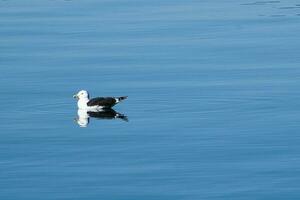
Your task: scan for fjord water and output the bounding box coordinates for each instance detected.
[1,0,300,199]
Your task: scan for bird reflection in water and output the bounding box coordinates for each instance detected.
[75,108,128,127]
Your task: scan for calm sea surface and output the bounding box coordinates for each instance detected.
[1,0,300,199]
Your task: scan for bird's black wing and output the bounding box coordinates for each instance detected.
[87,97,116,108]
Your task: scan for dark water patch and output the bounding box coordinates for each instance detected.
[241,1,280,6]
[270,14,286,17]
[279,6,300,9]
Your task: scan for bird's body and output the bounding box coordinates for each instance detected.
[73,90,127,111]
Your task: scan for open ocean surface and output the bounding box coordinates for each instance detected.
[1,0,300,199]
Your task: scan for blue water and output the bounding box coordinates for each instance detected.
[1,0,300,199]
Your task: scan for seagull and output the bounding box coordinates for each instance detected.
[73,90,128,110]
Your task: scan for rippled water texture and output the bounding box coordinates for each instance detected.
[1,0,300,199]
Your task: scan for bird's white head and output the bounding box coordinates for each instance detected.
[73,90,89,100]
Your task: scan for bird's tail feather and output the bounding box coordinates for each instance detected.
[118,96,128,101]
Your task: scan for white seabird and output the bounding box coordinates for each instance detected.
[73,90,128,111]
